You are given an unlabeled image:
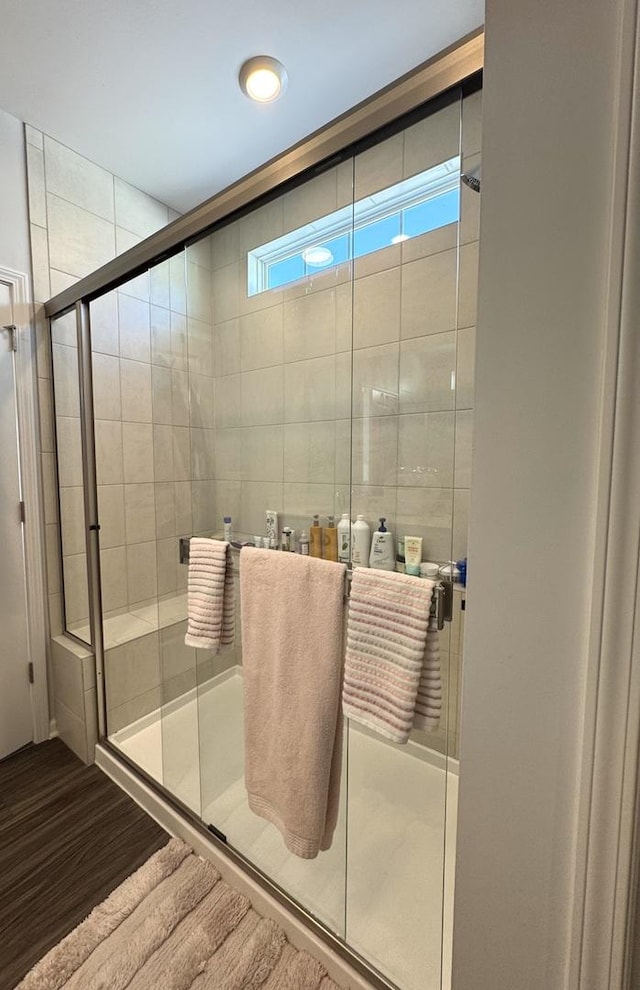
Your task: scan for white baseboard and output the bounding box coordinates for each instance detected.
[95,743,377,990]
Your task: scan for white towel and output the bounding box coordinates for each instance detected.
[240,548,346,859]
[413,615,442,732]
[184,538,235,652]
[342,569,435,744]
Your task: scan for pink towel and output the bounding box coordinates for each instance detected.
[184,538,235,652]
[240,548,346,859]
[342,569,436,743]
[413,615,442,732]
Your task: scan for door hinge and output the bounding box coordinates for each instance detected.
[28,662,34,684]
[2,324,17,351]
[19,501,25,524]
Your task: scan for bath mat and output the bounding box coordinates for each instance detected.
[15,837,342,990]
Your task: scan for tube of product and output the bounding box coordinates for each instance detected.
[404,536,423,575]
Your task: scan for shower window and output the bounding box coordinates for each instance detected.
[248,155,461,296]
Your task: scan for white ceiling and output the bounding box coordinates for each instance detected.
[0,0,483,214]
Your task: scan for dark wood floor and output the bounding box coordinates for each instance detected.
[0,738,168,989]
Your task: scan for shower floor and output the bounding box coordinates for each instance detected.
[111,669,457,990]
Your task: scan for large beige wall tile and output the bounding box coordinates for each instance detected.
[401,249,457,339]
[187,318,213,376]
[403,101,460,181]
[240,305,283,371]
[47,193,115,278]
[242,425,283,483]
[157,538,178,597]
[30,223,50,300]
[189,374,214,429]
[355,133,403,199]
[282,483,335,524]
[59,487,85,556]
[174,481,193,536]
[52,344,80,417]
[95,420,123,485]
[241,366,283,426]
[191,480,216,534]
[151,366,172,425]
[155,482,176,538]
[190,428,215,481]
[91,291,119,356]
[169,255,187,316]
[172,426,192,481]
[458,241,479,328]
[118,294,150,362]
[93,353,121,420]
[352,343,399,418]
[56,416,83,487]
[114,178,168,237]
[454,410,473,489]
[122,422,154,482]
[397,411,455,488]
[171,369,190,426]
[239,199,283,254]
[97,484,125,548]
[45,136,114,222]
[186,263,212,324]
[350,486,398,536]
[150,260,171,309]
[462,89,482,158]
[214,319,240,377]
[456,326,475,409]
[171,312,188,370]
[212,223,240,270]
[41,451,58,524]
[351,416,399,487]
[124,483,156,544]
[151,305,171,367]
[213,262,241,322]
[284,288,337,362]
[353,268,401,349]
[26,144,46,227]
[452,488,469,561]
[240,481,283,536]
[127,541,158,604]
[283,168,338,232]
[62,553,89,625]
[284,422,335,484]
[101,546,128,612]
[215,429,242,481]
[399,333,456,414]
[284,355,336,423]
[153,424,174,482]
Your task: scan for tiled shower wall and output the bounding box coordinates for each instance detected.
[25,126,180,636]
[25,125,178,757]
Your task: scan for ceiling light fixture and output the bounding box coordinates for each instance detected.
[239,56,288,103]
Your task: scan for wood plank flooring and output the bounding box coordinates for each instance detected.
[0,738,168,990]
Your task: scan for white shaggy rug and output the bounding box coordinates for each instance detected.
[16,838,342,990]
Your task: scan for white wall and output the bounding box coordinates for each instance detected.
[0,108,31,275]
[452,0,627,987]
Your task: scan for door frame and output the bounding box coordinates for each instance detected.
[1,264,49,745]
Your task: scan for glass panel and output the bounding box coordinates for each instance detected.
[50,310,90,643]
[346,91,462,990]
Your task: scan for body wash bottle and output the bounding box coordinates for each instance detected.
[324,515,338,562]
[338,513,351,563]
[310,514,323,558]
[369,518,395,570]
[351,515,371,567]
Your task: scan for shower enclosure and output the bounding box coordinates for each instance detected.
[46,35,481,990]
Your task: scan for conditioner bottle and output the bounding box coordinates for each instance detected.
[351,515,371,567]
[337,513,351,563]
[324,515,338,562]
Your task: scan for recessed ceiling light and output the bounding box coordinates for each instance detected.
[239,56,288,103]
[302,246,333,267]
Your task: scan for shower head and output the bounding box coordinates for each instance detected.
[461,171,481,193]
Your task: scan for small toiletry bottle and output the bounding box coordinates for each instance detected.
[269,538,278,550]
[298,530,310,555]
[254,535,262,548]
[404,536,423,575]
[324,515,338,562]
[338,513,351,563]
[439,560,461,581]
[396,537,406,573]
[310,514,323,558]
[420,562,440,580]
[457,558,467,587]
[369,518,395,571]
[281,527,292,552]
[262,536,270,549]
[351,515,371,567]
[223,516,232,542]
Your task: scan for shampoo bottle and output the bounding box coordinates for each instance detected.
[310,514,323,558]
[324,515,338,562]
[351,515,371,567]
[338,513,351,563]
[369,518,395,570]
[298,530,310,555]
